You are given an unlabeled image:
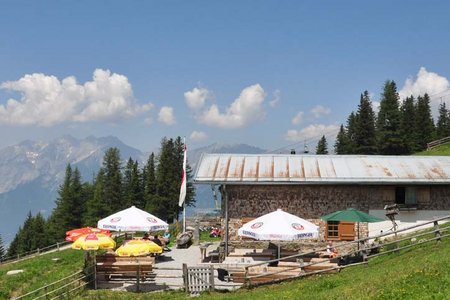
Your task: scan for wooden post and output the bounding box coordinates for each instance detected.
[182,263,189,293]
[136,264,141,292]
[209,265,215,291]
[57,242,60,251]
[434,221,441,242]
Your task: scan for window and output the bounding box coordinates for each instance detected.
[395,187,417,207]
[327,221,339,239]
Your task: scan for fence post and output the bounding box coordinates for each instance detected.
[182,263,189,293]
[136,263,141,292]
[45,283,49,300]
[434,221,441,242]
[209,265,215,291]
[57,242,60,251]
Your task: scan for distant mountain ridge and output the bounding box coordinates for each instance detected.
[0,136,265,245]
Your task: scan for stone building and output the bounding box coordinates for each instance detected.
[193,154,450,248]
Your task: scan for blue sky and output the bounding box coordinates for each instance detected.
[1,1,450,153]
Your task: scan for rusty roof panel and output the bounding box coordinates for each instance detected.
[273,156,289,181]
[288,156,305,180]
[194,154,450,184]
[258,155,274,181]
[227,156,245,180]
[242,155,259,181]
[302,156,321,178]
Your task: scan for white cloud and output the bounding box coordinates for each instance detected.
[190,130,208,141]
[198,84,266,129]
[158,106,176,125]
[399,67,450,100]
[372,101,380,114]
[285,124,339,142]
[0,69,153,126]
[311,105,331,118]
[184,87,209,111]
[291,111,304,126]
[269,89,281,108]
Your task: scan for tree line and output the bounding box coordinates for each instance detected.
[316,80,449,155]
[4,136,195,258]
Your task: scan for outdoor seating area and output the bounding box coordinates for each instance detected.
[95,254,155,282]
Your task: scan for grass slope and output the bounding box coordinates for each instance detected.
[0,249,84,299]
[78,236,450,300]
[415,142,450,156]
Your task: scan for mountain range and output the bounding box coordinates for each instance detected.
[0,135,265,245]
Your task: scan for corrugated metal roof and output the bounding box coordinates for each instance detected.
[193,154,450,185]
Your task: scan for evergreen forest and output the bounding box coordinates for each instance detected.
[3,136,195,259]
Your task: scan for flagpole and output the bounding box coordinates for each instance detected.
[179,136,187,234]
[183,202,186,233]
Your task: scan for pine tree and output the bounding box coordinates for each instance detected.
[414,94,435,151]
[400,96,416,154]
[346,112,358,153]
[102,148,123,212]
[376,80,406,154]
[316,135,329,154]
[144,152,158,213]
[123,158,144,208]
[7,227,22,257]
[84,169,109,226]
[71,168,85,229]
[436,102,450,139]
[354,91,377,154]
[0,234,5,261]
[155,138,177,221]
[30,212,48,251]
[334,124,350,154]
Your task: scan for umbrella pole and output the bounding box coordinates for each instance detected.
[357,222,360,250]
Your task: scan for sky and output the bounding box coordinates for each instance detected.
[1,1,450,153]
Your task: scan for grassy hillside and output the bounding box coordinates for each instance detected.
[78,235,450,300]
[415,142,450,156]
[0,249,84,299]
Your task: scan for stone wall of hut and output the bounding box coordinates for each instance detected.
[220,184,450,243]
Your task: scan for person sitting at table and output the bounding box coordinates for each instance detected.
[152,234,163,247]
[142,233,151,240]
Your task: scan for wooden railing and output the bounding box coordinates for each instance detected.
[240,215,450,286]
[427,136,450,150]
[0,241,71,265]
[13,267,94,300]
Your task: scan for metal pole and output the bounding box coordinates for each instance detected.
[224,185,229,258]
[183,203,186,233]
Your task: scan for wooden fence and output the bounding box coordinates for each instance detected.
[427,136,450,150]
[0,241,71,265]
[182,263,215,295]
[13,266,94,300]
[240,215,450,286]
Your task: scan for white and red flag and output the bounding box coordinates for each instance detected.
[178,142,187,207]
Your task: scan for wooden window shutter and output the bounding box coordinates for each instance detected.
[339,222,355,241]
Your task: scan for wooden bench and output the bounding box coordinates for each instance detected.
[95,254,155,281]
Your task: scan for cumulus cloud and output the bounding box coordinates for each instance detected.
[190,130,208,141]
[311,105,331,118]
[399,67,450,100]
[285,124,340,142]
[291,111,304,126]
[197,84,266,129]
[269,89,281,108]
[184,87,209,111]
[158,106,176,125]
[0,69,153,126]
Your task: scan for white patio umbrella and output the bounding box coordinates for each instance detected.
[97,206,169,232]
[238,209,319,258]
